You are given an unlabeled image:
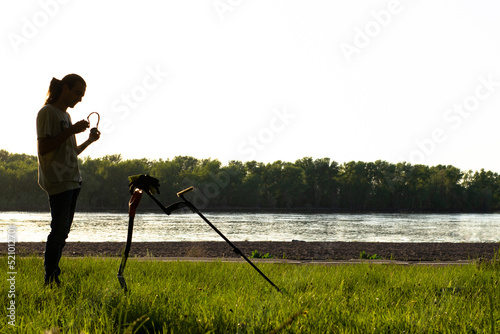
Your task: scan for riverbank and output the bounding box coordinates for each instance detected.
[4,241,499,261]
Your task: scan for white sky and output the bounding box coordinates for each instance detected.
[2,0,500,172]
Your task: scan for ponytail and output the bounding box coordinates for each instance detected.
[45,78,63,105]
[45,74,86,105]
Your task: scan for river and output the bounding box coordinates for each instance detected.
[1,211,499,243]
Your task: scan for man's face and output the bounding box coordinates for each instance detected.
[64,81,86,108]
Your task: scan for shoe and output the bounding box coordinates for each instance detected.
[44,275,61,287]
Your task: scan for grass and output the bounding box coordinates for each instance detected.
[359,251,381,260]
[1,255,499,333]
[250,250,274,259]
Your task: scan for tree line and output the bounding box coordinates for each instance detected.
[1,149,499,212]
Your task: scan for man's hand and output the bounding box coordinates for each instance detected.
[77,128,101,155]
[71,120,89,134]
[89,128,101,142]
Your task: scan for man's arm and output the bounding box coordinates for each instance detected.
[77,130,101,155]
[77,139,92,155]
[37,120,89,156]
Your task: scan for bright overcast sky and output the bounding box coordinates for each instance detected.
[2,0,500,172]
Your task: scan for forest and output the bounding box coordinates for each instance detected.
[1,149,499,213]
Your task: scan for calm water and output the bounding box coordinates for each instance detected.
[1,211,499,243]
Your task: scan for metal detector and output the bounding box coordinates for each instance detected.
[118,174,281,293]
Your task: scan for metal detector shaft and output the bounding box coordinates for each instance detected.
[118,189,143,292]
[177,188,281,293]
[117,215,133,291]
[144,190,172,215]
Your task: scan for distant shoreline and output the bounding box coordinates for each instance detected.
[4,241,499,261]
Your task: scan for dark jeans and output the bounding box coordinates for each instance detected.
[44,188,80,282]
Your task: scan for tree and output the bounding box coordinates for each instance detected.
[464,169,499,212]
[339,161,371,210]
[1,150,498,212]
[219,161,246,207]
[279,163,305,207]
[242,161,265,207]
[295,157,339,208]
[368,160,396,211]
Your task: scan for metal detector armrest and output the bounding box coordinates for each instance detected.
[177,186,194,197]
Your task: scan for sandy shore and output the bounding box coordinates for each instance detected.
[3,241,499,261]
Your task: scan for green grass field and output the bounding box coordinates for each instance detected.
[1,255,499,333]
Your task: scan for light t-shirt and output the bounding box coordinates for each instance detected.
[36,104,81,196]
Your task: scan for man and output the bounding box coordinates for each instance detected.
[36,74,100,286]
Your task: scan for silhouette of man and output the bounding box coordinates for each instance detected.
[36,74,100,286]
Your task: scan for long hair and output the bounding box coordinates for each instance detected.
[45,74,86,105]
